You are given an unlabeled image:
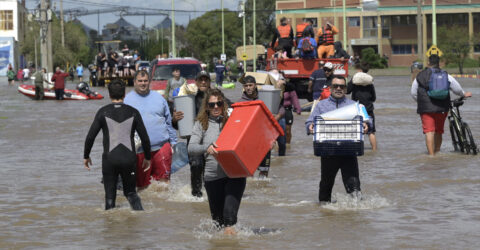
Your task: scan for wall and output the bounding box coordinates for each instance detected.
[0,37,15,76]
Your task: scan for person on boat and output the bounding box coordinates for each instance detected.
[83,79,151,210]
[32,67,45,100]
[124,70,177,189]
[237,75,285,178]
[51,67,70,100]
[317,22,338,59]
[188,88,246,235]
[306,75,370,204]
[271,17,294,58]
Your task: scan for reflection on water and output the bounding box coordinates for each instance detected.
[1,76,479,249]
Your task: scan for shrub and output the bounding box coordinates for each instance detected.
[360,47,386,69]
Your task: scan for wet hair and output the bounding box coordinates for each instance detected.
[428,55,440,67]
[243,75,256,85]
[196,88,229,131]
[134,70,150,82]
[332,75,346,84]
[108,79,126,99]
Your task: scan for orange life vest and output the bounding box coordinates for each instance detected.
[296,23,309,37]
[278,25,292,39]
[319,28,334,45]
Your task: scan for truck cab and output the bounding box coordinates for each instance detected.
[149,58,202,96]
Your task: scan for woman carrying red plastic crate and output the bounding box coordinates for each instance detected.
[188,88,246,235]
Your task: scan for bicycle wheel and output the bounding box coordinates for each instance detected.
[453,120,466,153]
[449,119,460,151]
[463,122,478,155]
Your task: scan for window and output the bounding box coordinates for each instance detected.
[475,43,480,53]
[391,15,416,26]
[392,44,418,54]
[363,16,390,38]
[348,17,360,27]
[0,10,14,31]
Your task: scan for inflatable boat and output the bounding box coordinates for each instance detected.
[18,84,104,100]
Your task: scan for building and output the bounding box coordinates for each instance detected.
[101,17,142,42]
[0,0,27,75]
[275,0,480,66]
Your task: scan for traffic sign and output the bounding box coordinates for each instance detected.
[241,53,247,60]
[426,45,443,57]
[220,53,226,61]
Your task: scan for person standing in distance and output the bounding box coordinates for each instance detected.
[51,67,70,100]
[411,54,472,156]
[124,70,177,189]
[83,79,151,210]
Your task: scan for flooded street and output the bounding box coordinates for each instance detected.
[1,76,479,249]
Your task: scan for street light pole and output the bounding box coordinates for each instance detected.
[221,0,225,56]
[432,0,437,45]
[343,0,347,50]
[242,2,246,73]
[253,0,256,72]
[171,0,176,57]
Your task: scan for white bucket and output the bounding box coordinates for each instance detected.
[258,88,281,114]
[320,102,370,121]
[174,95,196,136]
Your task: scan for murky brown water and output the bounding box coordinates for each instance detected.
[1,76,479,249]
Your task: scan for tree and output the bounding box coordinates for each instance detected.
[185,10,242,63]
[244,0,276,46]
[21,15,93,70]
[438,25,480,74]
[360,47,386,69]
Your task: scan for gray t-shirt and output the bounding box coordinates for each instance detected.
[167,77,186,101]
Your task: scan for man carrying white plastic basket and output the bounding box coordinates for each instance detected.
[305,75,370,204]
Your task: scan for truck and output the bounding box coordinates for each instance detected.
[265,48,349,101]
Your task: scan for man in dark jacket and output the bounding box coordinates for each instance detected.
[271,17,294,58]
[410,55,472,156]
[331,41,350,60]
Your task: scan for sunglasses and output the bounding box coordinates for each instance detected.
[332,84,346,89]
[207,101,224,109]
[137,79,149,83]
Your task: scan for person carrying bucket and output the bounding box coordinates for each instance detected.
[188,88,246,235]
[83,79,151,210]
[237,75,285,178]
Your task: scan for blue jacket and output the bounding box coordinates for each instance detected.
[125,90,177,152]
[305,96,371,134]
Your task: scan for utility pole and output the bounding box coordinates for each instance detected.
[342,0,347,50]
[241,1,246,73]
[221,0,225,56]
[416,0,423,61]
[97,10,100,37]
[60,0,65,47]
[39,0,49,72]
[47,0,53,72]
[171,0,176,57]
[253,0,256,72]
[432,0,437,45]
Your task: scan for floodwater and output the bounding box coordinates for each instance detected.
[1,76,479,249]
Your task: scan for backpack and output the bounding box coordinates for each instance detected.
[301,38,314,53]
[427,68,450,100]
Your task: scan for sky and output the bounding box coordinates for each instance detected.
[26,0,241,33]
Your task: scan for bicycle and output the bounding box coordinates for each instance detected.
[448,97,478,155]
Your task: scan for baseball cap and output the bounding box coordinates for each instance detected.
[323,62,333,70]
[196,70,210,80]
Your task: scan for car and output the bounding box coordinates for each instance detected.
[135,60,151,73]
[149,58,202,96]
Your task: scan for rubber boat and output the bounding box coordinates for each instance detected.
[18,84,104,100]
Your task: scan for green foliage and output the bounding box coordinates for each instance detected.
[445,58,480,68]
[438,25,480,74]
[360,48,386,69]
[21,15,93,69]
[185,0,276,63]
[186,10,242,63]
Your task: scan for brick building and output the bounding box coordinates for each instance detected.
[275,0,480,66]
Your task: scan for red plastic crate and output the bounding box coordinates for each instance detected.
[215,100,284,178]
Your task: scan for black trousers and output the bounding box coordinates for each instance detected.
[34,85,44,100]
[204,177,246,227]
[319,156,361,202]
[55,89,64,100]
[102,157,141,210]
[189,154,205,197]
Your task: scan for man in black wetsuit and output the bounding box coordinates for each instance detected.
[83,79,151,210]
